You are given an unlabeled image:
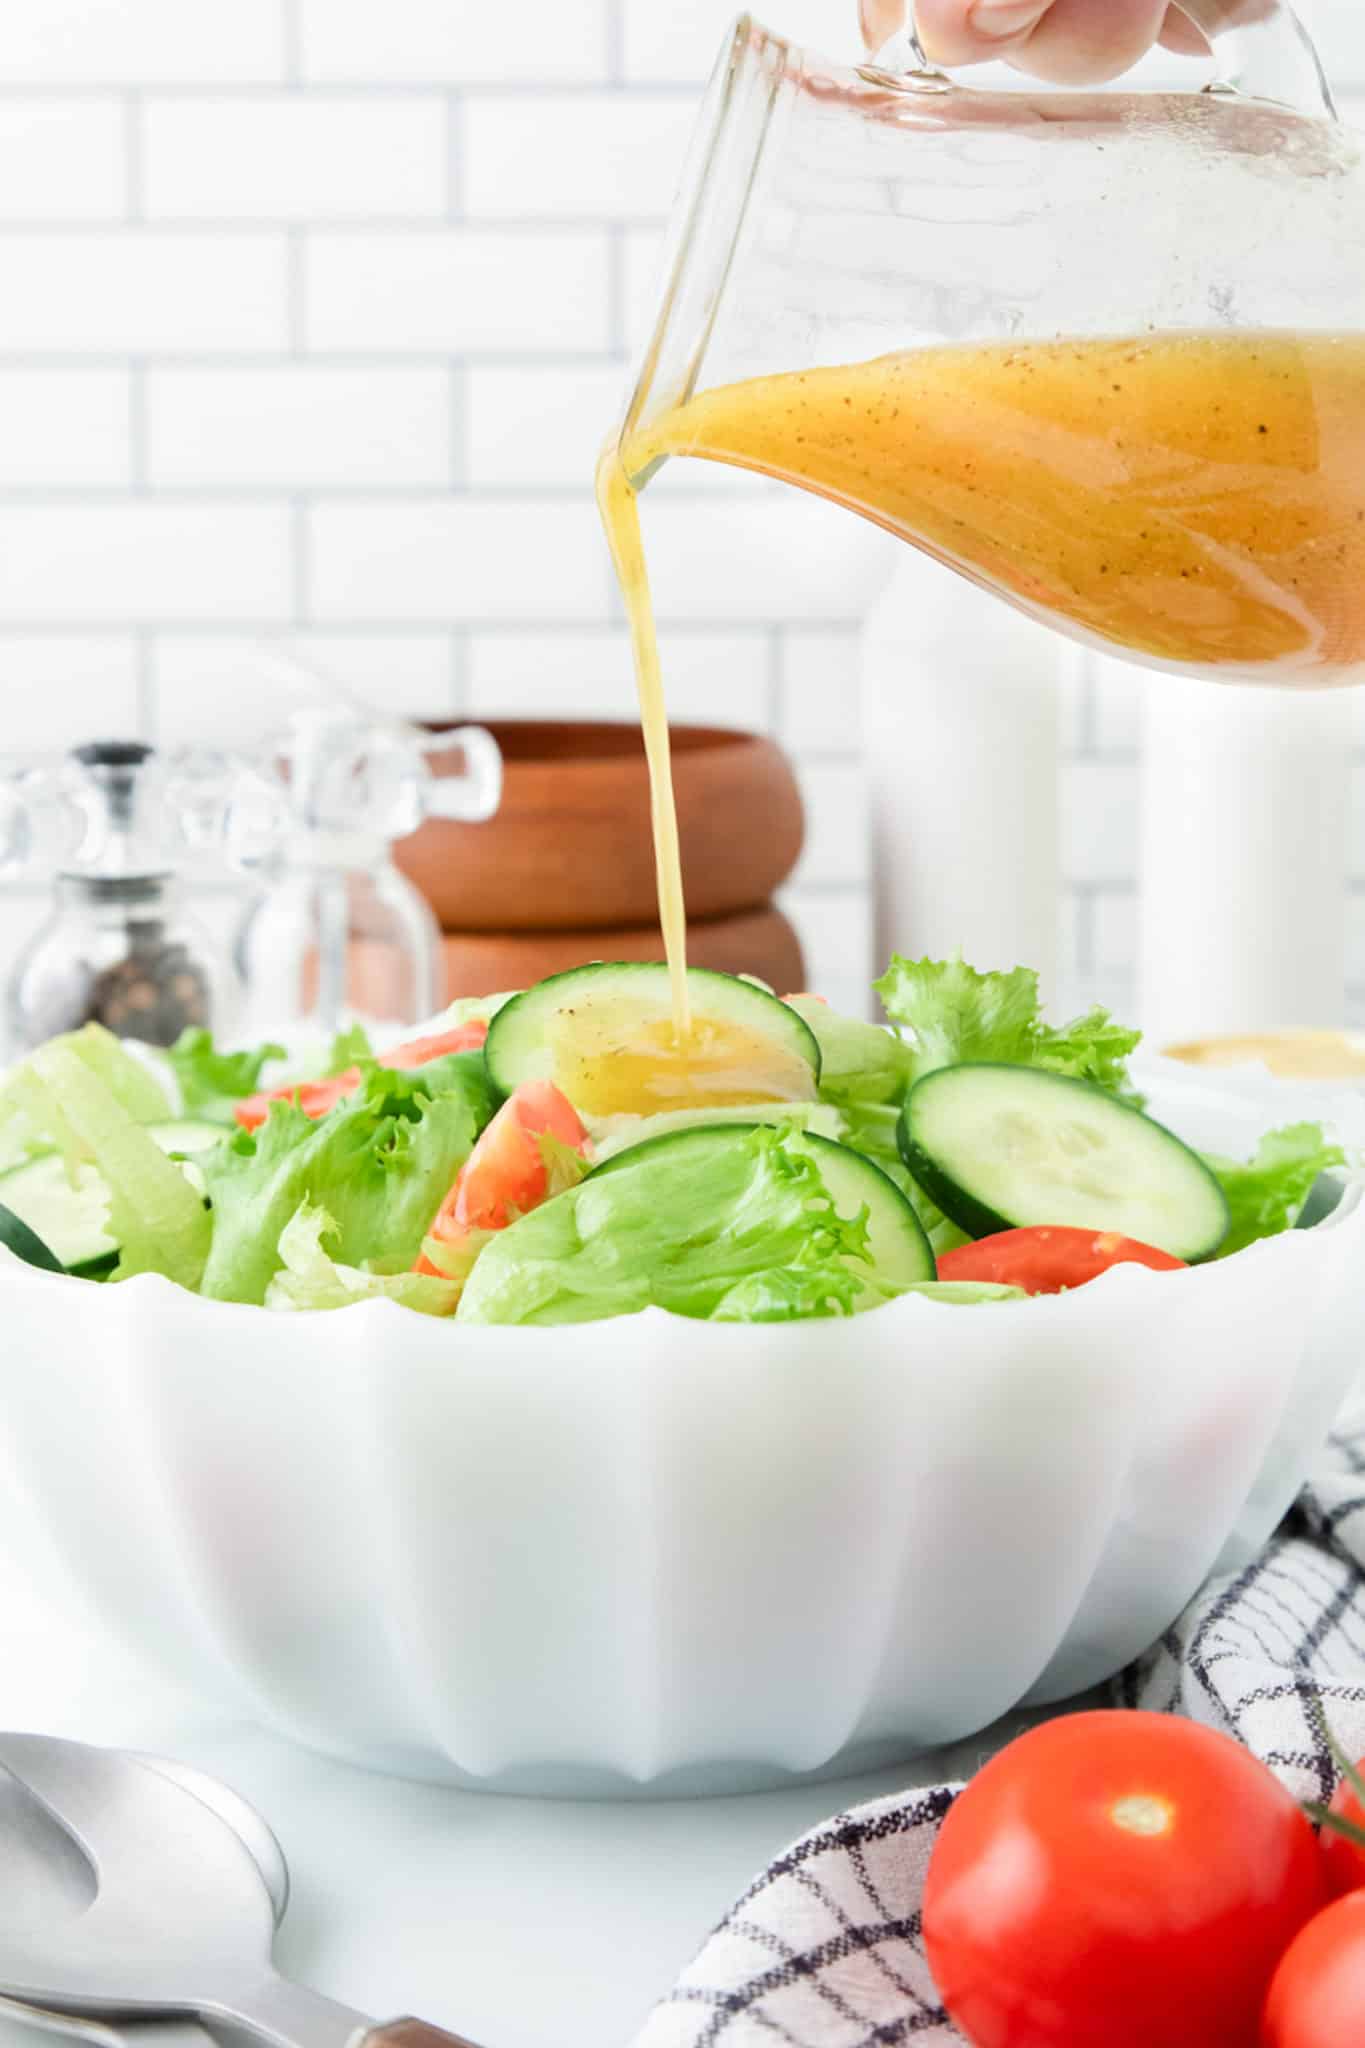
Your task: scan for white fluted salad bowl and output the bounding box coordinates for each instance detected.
[0,1062,1360,1797]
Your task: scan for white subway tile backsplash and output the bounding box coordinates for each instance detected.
[622,226,668,356]
[464,96,698,221]
[1345,892,1365,991]
[0,507,291,624]
[10,0,1364,987]
[778,630,862,753]
[143,96,448,223]
[1091,889,1139,984]
[0,371,130,487]
[466,364,624,487]
[0,235,287,355]
[1299,1,1365,90]
[623,0,863,83]
[791,762,870,888]
[0,637,140,749]
[636,494,898,623]
[0,1,284,84]
[299,0,609,84]
[1090,652,1145,755]
[147,367,451,489]
[309,499,610,623]
[778,886,872,1018]
[151,631,459,746]
[305,230,611,354]
[1061,760,1140,886]
[0,101,125,221]
[1349,761,1365,882]
[466,627,770,729]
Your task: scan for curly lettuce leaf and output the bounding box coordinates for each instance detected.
[7,1040,209,1288]
[265,1202,459,1316]
[1203,1123,1346,1258]
[200,1057,490,1305]
[785,997,917,1110]
[458,1125,881,1327]
[166,1028,285,1123]
[324,1022,374,1073]
[873,955,1141,1098]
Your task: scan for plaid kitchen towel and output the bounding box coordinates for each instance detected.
[635,1392,1365,2048]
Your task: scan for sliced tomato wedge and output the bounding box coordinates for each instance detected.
[936,1225,1186,1295]
[234,1020,489,1132]
[415,1079,589,1278]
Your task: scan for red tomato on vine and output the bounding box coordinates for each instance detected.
[922,1711,1325,2048]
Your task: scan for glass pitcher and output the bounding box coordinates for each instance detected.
[614,1,1365,685]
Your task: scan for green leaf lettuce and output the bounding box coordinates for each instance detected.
[1203,1123,1346,1258]
[458,1124,886,1327]
[199,1053,494,1305]
[166,1028,285,1123]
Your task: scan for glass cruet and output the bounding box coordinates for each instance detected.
[613,1,1365,685]
[231,704,502,1053]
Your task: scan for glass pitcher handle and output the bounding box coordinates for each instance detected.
[867,2,1334,118]
[421,724,503,824]
[1179,1,1335,117]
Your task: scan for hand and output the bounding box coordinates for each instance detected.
[860,2,1217,84]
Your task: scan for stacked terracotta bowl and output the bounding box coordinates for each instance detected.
[396,720,807,998]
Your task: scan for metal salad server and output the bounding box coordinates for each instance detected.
[0,1735,480,2048]
[0,1752,290,2048]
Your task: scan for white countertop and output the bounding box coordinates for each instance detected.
[0,1555,1049,2048]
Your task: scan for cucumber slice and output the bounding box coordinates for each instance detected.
[594,1121,935,1289]
[900,1064,1230,1262]
[484,963,821,1118]
[0,1118,225,1275]
[0,1201,65,1275]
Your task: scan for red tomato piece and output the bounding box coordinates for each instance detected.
[936,1224,1186,1295]
[234,1020,489,1131]
[1321,1768,1365,1898]
[1262,1890,1365,2047]
[414,1080,588,1276]
[922,1710,1325,2048]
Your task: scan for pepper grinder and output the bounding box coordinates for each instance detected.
[5,740,241,1053]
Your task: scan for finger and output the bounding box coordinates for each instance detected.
[860,0,908,52]
[916,0,1172,81]
[1157,6,1212,56]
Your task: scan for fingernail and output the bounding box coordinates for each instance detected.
[967,0,1047,40]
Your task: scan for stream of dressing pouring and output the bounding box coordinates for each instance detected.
[595,453,692,1037]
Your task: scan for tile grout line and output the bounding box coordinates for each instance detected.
[606,0,627,85]
[282,0,304,86]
